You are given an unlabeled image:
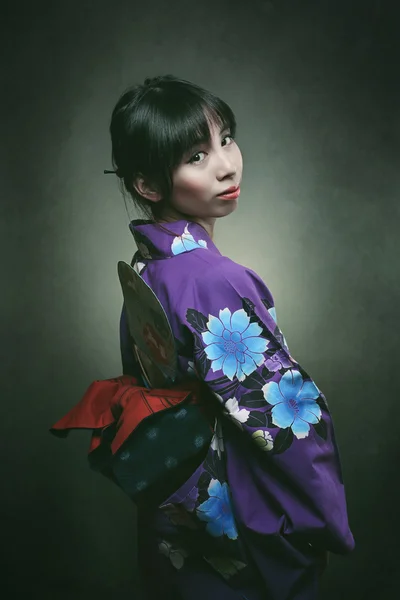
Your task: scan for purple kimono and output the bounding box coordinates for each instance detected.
[119,219,355,600]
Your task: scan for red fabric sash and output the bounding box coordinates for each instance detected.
[50,376,205,455]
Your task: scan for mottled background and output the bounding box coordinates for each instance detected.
[2,0,399,598]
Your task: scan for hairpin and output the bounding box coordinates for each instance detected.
[104,169,123,178]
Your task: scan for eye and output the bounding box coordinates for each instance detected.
[187,133,235,165]
[188,151,206,165]
[221,133,235,146]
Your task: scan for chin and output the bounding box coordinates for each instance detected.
[215,199,238,218]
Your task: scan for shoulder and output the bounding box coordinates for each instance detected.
[175,249,274,311]
[145,247,274,316]
[148,246,245,282]
[194,248,244,275]
[192,250,268,295]
[173,247,250,287]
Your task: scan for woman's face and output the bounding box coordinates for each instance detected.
[161,118,243,228]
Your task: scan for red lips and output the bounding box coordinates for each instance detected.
[217,186,241,200]
[218,185,239,196]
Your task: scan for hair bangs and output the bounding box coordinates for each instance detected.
[145,85,237,172]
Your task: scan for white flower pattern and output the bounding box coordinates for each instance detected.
[214,393,250,429]
[210,419,225,458]
[224,397,250,428]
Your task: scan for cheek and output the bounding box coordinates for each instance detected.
[234,146,243,170]
[173,172,208,195]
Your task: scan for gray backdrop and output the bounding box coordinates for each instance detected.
[2,0,399,598]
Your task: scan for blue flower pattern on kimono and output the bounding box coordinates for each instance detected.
[263,370,322,439]
[196,479,238,540]
[171,224,208,255]
[201,308,269,381]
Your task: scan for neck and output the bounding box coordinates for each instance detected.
[156,209,216,240]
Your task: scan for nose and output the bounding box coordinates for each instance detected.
[215,150,237,181]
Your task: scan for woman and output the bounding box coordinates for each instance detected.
[54,74,355,599]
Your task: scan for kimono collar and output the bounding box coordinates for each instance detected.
[129,219,222,260]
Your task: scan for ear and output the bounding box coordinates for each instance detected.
[133,176,162,203]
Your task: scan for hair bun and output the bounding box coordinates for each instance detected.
[144,75,171,87]
[144,77,158,86]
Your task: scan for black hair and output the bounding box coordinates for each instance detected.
[109,74,237,219]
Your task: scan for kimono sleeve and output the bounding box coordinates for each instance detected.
[180,259,355,556]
